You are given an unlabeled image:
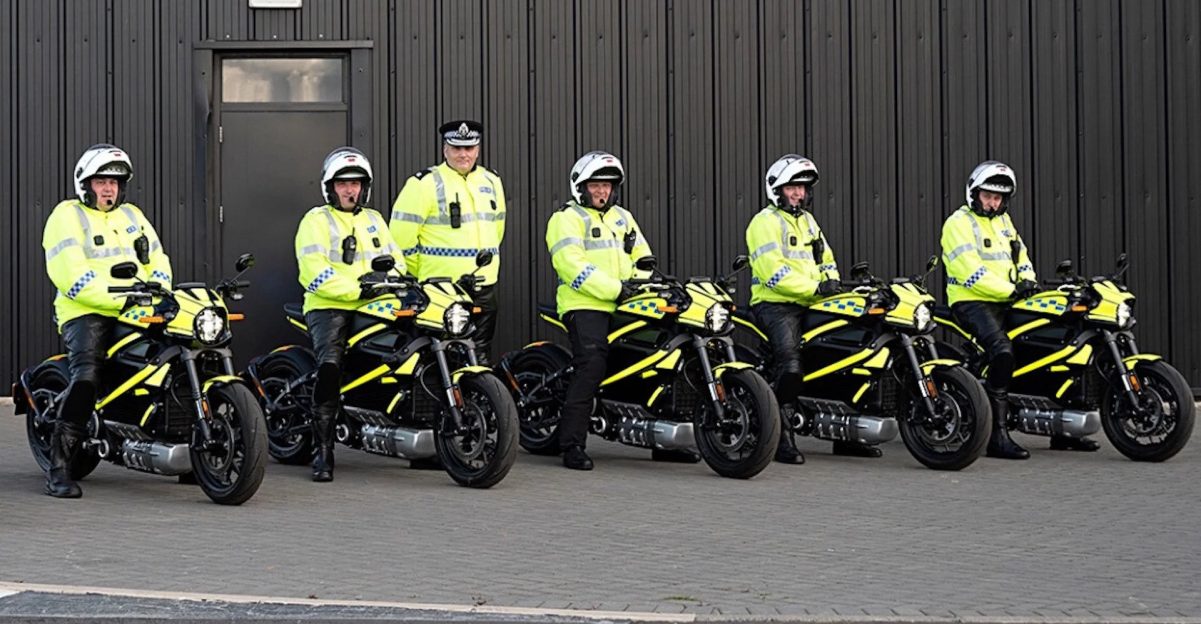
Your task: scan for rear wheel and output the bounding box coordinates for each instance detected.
[24,362,101,480]
[191,383,267,505]
[899,366,990,471]
[256,353,315,465]
[694,369,780,479]
[1101,360,1195,462]
[506,346,571,456]
[435,374,519,488]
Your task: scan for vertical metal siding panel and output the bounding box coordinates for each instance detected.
[485,0,531,355]
[623,1,670,269]
[301,0,344,41]
[809,0,853,262]
[208,0,249,41]
[984,0,1034,248]
[252,6,297,41]
[942,0,986,221]
[714,0,759,278]
[347,0,390,199]
[1030,0,1078,273]
[760,0,804,168]
[670,0,716,277]
[440,0,484,122]
[575,0,620,152]
[114,0,159,232]
[391,0,437,203]
[897,0,943,275]
[849,0,897,276]
[17,0,65,368]
[65,0,109,148]
[161,0,202,277]
[531,0,576,317]
[1120,0,1170,358]
[1078,1,1122,280]
[1,0,13,384]
[1166,0,1201,386]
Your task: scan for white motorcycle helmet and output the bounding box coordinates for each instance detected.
[74,144,133,208]
[765,154,819,213]
[321,146,373,208]
[569,150,625,208]
[965,160,1017,216]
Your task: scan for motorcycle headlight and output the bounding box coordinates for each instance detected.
[913,303,933,332]
[444,303,472,336]
[194,307,226,345]
[1116,302,1133,328]
[705,304,732,334]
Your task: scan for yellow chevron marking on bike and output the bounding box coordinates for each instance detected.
[97,364,162,409]
[380,376,397,384]
[1066,344,1094,366]
[1007,318,1051,339]
[348,323,386,347]
[863,348,891,369]
[134,388,149,396]
[852,382,871,404]
[852,367,872,376]
[1013,346,1076,378]
[934,316,973,340]
[648,385,666,406]
[602,349,672,386]
[1056,378,1075,398]
[452,366,491,383]
[733,316,768,341]
[139,403,157,427]
[1123,354,1162,366]
[202,375,243,393]
[395,352,420,376]
[106,333,141,358]
[341,364,390,393]
[919,358,960,375]
[802,320,848,343]
[608,320,647,342]
[714,362,753,377]
[387,392,404,414]
[1050,365,1070,372]
[288,318,309,332]
[539,313,567,333]
[145,364,171,388]
[640,370,658,379]
[804,349,874,382]
[655,350,682,370]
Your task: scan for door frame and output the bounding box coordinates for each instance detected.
[192,40,373,281]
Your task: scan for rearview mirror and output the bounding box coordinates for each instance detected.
[475,250,494,268]
[110,262,138,280]
[925,255,939,272]
[635,255,658,272]
[731,255,750,272]
[235,253,255,273]
[850,261,871,281]
[371,255,396,273]
[1056,259,1074,276]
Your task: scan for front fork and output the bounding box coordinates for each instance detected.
[431,338,466,432]
[694,336,727,423]
[182,350,216,445]
[1101,330,1144,407]
[900,335,940,419]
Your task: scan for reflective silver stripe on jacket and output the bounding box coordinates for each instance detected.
[424,211,506,226]
[750,242,778,261]
[45,238,80,261]
[73,205,135,260]
[549,237,583,255]
[771,211,815,260]
[363,211,399,260]
[964,209,1011,261]
[321,209,345,262]
[432,169,448,216]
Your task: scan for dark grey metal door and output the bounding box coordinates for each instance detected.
[216,55,352,364]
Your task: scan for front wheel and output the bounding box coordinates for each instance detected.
[435,374,519,488]
[694,369,780,479]
[191,383,268,505]
[899,366,991,471]
[24,362,101,481]
[1101,360,1195,462]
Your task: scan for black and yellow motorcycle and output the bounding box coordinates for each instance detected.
[13,256,267,505]
[499,256,780,479]
[245,253,518,488]
[934,254,1195,462]
[734,259,991,471]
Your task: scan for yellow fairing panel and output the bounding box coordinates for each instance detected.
[166,288,228,338]
[810,294,867,318]
[416,282,469,331]
[358,295,407,322]
[617,295,670,320]
[678,282,730,329]
[885,283,934,328]
[1014,291,1068,317]
[1086,280,1135,324]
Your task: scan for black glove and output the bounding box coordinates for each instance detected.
[816,279,842,297]
[1013,279,1040,300]
[618,281,640,302]
[359,272,382,300]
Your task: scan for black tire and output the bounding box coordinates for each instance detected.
[506,345,572,456]
[255,352,315,465]
[24,362,101,481]
[694,369,780,479]
[191,383,268,505]
[435,373,519,488]
[1101,360,1196,462]
[899,366,991,471]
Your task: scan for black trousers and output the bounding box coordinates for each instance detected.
[951,301,1014,397]
[558,310,611,450]
[471,285,499,365]
[305,309,354,429]
[751,302,806,403]
[59,314,117,427]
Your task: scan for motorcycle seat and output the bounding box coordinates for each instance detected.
[932,303,955,322]
[733,308,758,325]
[537,302,560,323]
[283,303,305,324]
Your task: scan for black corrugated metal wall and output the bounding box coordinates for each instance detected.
[3,0,1200,389]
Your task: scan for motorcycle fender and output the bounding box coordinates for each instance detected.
[1122,353,1162,367]
[11,381,29,415]
[919,358,961,375]
[452,365,493,384]
[202,374,246,394]
[713,361,754,378]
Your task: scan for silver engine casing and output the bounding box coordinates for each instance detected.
[809,412,899,445]
[359,424,437,459]
[1014,407,1101,438]
[121,439,192,476]
[600,400,696,450]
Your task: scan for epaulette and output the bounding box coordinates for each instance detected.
[411,167,434,181]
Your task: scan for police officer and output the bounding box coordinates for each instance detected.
[746,155,882,463]
[390,120,506,365]
[545,151,653,470]
[295,147,402,481]
[941,161,1098,459]
[41,144,173,498]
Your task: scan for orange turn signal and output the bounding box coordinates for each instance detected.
[472,307,482,313]
[867,307,887,315]
[393,309,417,318]
[139,316,165,324]
[227,313,245,321]
[1070,304,1089,312]
[658,305,679,313]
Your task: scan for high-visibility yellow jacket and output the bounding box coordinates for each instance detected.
[546,202,652,316]
[389,162,506,286]
[43,200,173,330]
[296,204,403,314]
[941,205,1036,305]
[746,205,838,306]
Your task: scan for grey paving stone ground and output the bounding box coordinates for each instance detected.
[1,405,1199,618]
